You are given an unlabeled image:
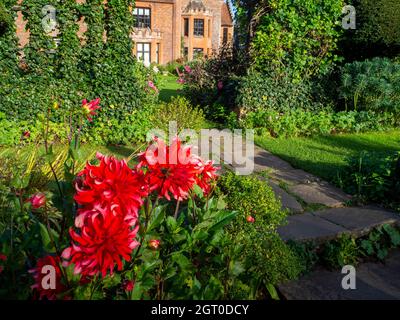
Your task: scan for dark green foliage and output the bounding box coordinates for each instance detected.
[182,46,246,120]
[321,234,359,269]
[242,109,398,138]
[338,58,400,113]
[340,0,400,60]
[236,72,325,114]
[338,151,400,205]
[287,241,319,274]
[359,224,400,261]
[250,0,344,80]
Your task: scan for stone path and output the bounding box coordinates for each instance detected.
[278,249,400,300]
[213,141,400,242]
[209,137,400,300]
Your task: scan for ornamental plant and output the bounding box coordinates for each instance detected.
[0,97,246,300]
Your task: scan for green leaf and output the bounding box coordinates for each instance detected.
[209,211,237,233]
[166,216,177,232]
[229,260,245,277]
[383,224,400,247]
[171,252,191,271]
[39,222,56,253]
[266,283,280,300]
[193,184,204,198]
[148,204,167,232]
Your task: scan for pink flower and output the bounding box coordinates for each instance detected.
[28,193,46,209]
[184,65,192,73]
[123,280,135,291]
[148,81,158,93]
[82,98,101,122]
[217,81,223,91]
[176,67,183,77]
[246,215,255,223]
[177,77,185,84]
[149,239,160,250]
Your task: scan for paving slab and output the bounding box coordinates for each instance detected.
[253,147,294,172]
[288,183,351,207]
[270,169,321,185]
[278,213,347,242]
[313,207,400,235]
[278,250,400,300]
[269,181,303,214]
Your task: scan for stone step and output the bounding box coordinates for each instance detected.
[278,207,400,243]
[288,183,351,208]
[269,181,303,214]
[278,250,400,300]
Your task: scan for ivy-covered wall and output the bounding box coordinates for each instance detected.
[0,0,156,121]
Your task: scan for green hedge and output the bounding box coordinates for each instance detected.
[242,109,399,137]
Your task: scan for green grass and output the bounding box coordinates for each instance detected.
[158,74,183,102]
[255,130,400,182]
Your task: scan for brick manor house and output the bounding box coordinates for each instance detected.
[132,0,234,64]
[13,0,234,65]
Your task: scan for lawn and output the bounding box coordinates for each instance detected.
[255,130,400,182]
[158,74,183,102]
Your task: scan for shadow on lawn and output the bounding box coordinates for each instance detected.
[257,132,400,183]
[159,88,181,102]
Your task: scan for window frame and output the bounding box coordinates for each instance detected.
[193,19,204,37]
[184,18,189,37]
[133,7,151,29]
[137,42,151,64]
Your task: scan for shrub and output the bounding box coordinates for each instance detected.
[149,96,207,135]
[217,172,303,297]
[182,47,247,119]
[83,103,157,145]
[251,0,343,80]
[236,71,325,114]
[338,58,400,113]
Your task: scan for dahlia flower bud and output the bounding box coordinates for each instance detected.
[149,239,160,250]
[29,193,46,209]
[246,215,255,223]
[123,280,135,292]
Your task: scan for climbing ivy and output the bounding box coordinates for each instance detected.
[0,0,156,121]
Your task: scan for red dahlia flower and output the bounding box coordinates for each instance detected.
[82,98,101,122]
[195,159,219,195]
[62,213,139,277]
[74,153,147,226]
[138,137,202,201]
[29,255,66,300]
[28,192,46,209]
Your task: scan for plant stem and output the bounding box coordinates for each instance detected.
[174,200,180,219]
